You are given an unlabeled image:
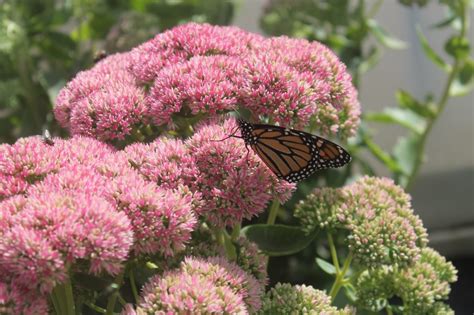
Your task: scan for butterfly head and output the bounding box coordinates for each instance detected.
[236,119,255,144]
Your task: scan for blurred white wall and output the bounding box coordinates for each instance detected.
[233,0,474,256]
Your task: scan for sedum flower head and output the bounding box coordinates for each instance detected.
[17,191,133,276]
[296,176,428,268]
[123,137,198,190]
[55,53,148,141]
[55,23,360,141]
[0,137,60,199]
[393,247,457,314]
[0,280,49,315]
[233,237,269,290]
[137,256,261,314]
[295,187,346,232]
[355,266,395,311]
[186,117,295,227]
[355,247,457,314]
[110,173,196,256]
[342,176,428,268]
[181,256,263,313]
[259,283,353,315]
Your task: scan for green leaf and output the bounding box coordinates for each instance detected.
[343,284,357,302]
[432,14,458,29]
[315,258,336,275]
[396,89,437,118]
[393,135,421,179]
[416,26,451,72]
[358,47,381,74]
[364,108,426,134]
[367,19,406,49]
[449,58,474,96]
[445,36,470,60]
[241,224,318,256]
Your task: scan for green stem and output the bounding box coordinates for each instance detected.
[329,251,353,301]
[105,271,125,315]
[51,278,75,315]
[267,199,280,225]
[327,232,340,273]
[363,134,403,174]
[404,1,469,190]
[85,302,106,314]
[231,223,241,240]
[386,306,394,315]
[216,228,237,260]
[129,268,139,304]
[223,229,237,260]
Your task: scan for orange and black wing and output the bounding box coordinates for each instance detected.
[248,124,351,182]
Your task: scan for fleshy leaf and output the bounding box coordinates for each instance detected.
[315,258,336,275]
[445,36,470,60]
[367,19,406,49]
[449,59,474,96]
[416,26,451,72]
[396,89,437,118]
[393,135,421,181]
[365,108,426,135]
[241,224,318,256]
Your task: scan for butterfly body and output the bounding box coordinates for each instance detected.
[236,119,351,182]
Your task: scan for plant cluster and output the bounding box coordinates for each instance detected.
[1,0,471,312]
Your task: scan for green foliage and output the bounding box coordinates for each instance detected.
[260,0,405,86]
[241,224,319,256]
[0,0,235,144]
[260,0,471,313]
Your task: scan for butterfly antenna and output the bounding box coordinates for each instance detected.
[211,125,241,142]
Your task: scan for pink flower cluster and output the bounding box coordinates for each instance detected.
[123,117,295,228]
[55,23,360,141]
[135,256,263,314]
[0,121,291,311]
[0,136,198,312]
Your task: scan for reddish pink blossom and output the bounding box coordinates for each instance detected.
[0,281,49,315]
[138,255,261,314]
[17,192,133,275]
[0,137,60,198]
[55,23,360,141]
[123,137,198,189]
[110,173,196,256]
[186,118,295,227]
[0,226,66,294]
[182,256,263,313]
[129,22,263,83]
[147,56,247,126]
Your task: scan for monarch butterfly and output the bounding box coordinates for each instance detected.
[233,119,351,183]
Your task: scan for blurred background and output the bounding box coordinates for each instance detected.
[1,0,472,313]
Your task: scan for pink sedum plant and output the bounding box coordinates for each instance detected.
[0,22,457,315]
[186,117,295,227]
[54,23,360,142]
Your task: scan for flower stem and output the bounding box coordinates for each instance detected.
[267,199,280,225]
[223,229,237,260]
[105,271,125,315]
[329,251,353,301]
[231,223,241,240]
[404,0,469,190]
[327,231,340,273]
[129,268,139,304]
[51,278,76,315]
[216,228,237,260]
[85,302,106,314]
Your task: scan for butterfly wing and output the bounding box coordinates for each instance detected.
[248,124,351,182]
